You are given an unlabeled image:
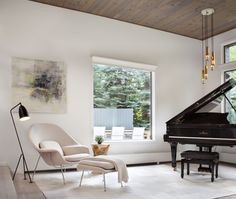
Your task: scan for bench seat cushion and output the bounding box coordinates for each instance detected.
[181,150,219,160]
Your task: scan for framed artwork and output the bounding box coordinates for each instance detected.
[11,57,67,113]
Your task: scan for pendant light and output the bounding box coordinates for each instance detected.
[201,8,215,84]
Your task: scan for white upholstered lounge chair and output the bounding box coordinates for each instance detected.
[28,123,91,183]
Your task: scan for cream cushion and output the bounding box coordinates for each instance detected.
[39,140,64,156]
[62,145,79,155]
[62,145,89,155]
[64,154,91,162]
[79,159,115,170]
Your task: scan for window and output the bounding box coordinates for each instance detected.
[93,57,155,141]
[224,70,236,123]
[224,42,236,64]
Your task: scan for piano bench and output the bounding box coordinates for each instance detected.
[180,150,219,182]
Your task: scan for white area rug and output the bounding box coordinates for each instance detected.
[35,164,236,199]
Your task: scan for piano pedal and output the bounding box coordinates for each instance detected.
[198,166,211,173]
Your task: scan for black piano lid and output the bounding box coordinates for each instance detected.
[167,78,236,125]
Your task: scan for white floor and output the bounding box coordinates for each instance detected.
[34,163,236,199]
[0,166,17,199]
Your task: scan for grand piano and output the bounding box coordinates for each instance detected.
[163,77,236,169]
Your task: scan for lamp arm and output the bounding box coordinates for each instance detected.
[10,102,21,112]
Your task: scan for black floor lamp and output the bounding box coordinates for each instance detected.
[10,102,32,183]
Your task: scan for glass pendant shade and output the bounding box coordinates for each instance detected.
[205,47,209,61]
[204,65,208,80]
[202,69,205,82]
[211,52,215,70]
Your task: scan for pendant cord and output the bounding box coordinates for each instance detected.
[211,12,214,52]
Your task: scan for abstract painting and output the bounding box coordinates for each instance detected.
[11,57,66,113]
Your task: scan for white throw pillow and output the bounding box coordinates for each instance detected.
[39,140,63,155]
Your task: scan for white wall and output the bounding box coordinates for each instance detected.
[0,0,202,171]
[202,28,236,93]
[202,28,236,162]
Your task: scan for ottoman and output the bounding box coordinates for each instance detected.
[77,157,127,191]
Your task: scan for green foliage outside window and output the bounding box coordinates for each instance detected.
[225,43,236,63]
[93,64,151,129]
[225,70,236,124]
[229,45,236,63]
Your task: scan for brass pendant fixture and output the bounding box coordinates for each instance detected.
[201,8,215,84]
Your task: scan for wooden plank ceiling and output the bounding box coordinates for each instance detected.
[30,0,236,40]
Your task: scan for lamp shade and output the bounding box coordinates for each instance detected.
[19,105,30,121]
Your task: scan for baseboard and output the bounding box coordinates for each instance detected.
[219,161,236,167]
[25,152,236,174]
[107,152,179,165]
[30,161,174,173]
[220,152,236,164]
[29,167,77,173]
[28,152,180,172]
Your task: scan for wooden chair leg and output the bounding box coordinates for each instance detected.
[215,162,218,178]
[187,162,190,175]
[211,163,215,182]
[181,159,184,178]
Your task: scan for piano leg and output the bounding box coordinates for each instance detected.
[170,142,177,171]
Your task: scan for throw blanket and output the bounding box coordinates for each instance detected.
[84,155,129,183]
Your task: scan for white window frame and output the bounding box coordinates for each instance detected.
[92,56,157,142]
[221,39,236,65]
[220,40,236,112]
[223,41,236,64]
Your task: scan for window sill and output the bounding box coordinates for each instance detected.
[220,61,236,69]
[103,139,155,143]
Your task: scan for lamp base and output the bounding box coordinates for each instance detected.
[12,154,33,183]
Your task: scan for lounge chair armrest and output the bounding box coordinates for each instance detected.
[38,148,60,153]
[62,145,90,155]
[37,149,66,166]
